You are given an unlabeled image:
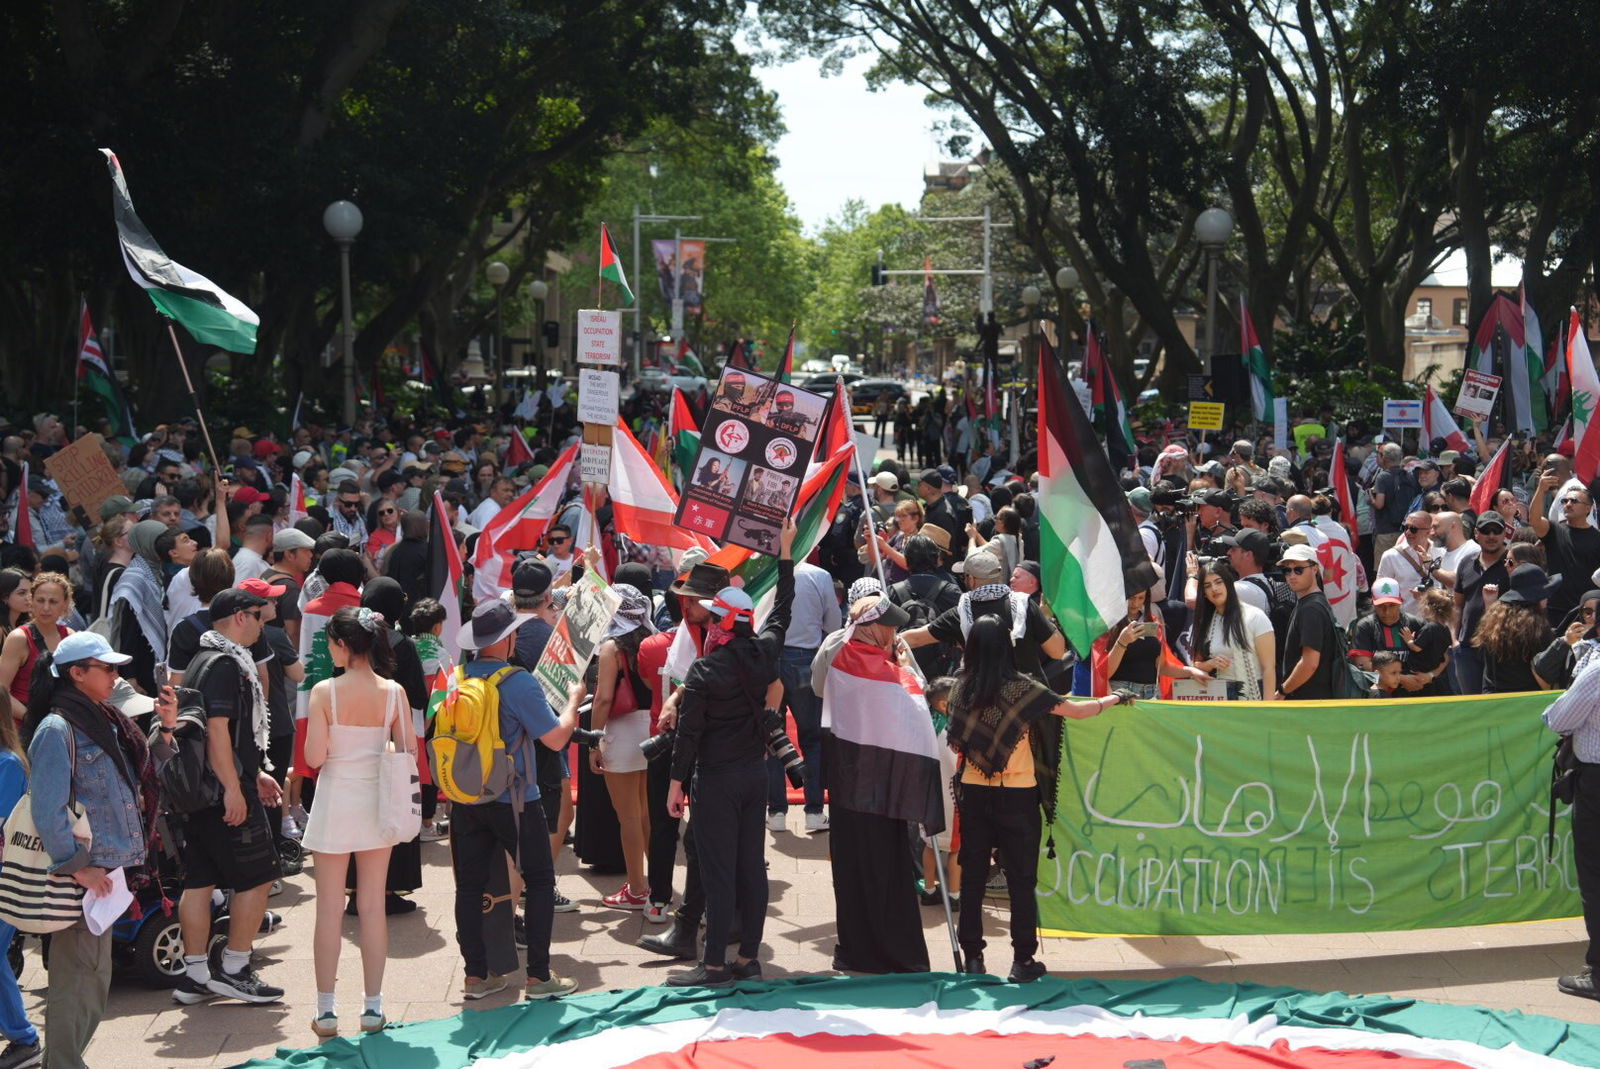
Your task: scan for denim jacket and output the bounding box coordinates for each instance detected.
[28,713,147,874]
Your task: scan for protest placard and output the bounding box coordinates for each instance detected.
[675,367,831,552]
[533,569,621,711]
[1187,401,1225,431]
[578,368,620,425]
[1453,370,1501,422]
[43,433,124,518]
[575,309,622,366]
[1381,399,1422,429]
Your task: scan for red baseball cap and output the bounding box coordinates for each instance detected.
[253,439,283,459]
[237,577,287,599]
[233,485,271,504]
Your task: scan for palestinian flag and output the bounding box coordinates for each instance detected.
[674,339,706,378]
[471,443,577,600]
[235,973,1600,1069]
[820,638,944,833]
[423,666,457,725]
[599,222,634,306]
[1422,385,1470,453]
[1037,337,1156,654]
[1084,323,1134,471]
[1467,292,1523,377]
[77,300,135,441]
[1568,308,1600,484]
[705,447,852,605]
[776,325,795,384]
[669,387,700,478]
[1240,295,1273,423]
[1469,437,1513,517]
[725,338,750,371]
[426,490,465,652]
[1521,283,1548,432]
[100,150,258,353]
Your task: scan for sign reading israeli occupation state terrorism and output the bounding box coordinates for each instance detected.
[1039,692,1578,936]
[575,309,622,366]
[578,368,620,425]
[533,568,621,711]
[675,367,831,553]
[43,433,125,518]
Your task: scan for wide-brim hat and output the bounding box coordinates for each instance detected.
[670,562,731,600]
[457,595,531,650]
[1499,564,1562,605]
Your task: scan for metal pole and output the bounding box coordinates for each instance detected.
[494,294,504,408]
[1204,248,1218,376]
[980,204,993,316]
[922,823,962,971]
[338,239,356,426]
[632,204,642,381]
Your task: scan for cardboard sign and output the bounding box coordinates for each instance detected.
[1382,399,1423,429]
[577,368,620,425]
[1170,677,1242,701]
[1454,370,1501,422]
[675,367,830,552]
[43,434,124,518]
[575,309,622,366]
[579,442,611,485]
[533,569,621,711]
[1187,401,1225,431]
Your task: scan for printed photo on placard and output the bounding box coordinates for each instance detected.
[756,384,827,442]
[711,369,765,417]
[744,466,798,514]
[689,447,745,501]
[727,515,781,555]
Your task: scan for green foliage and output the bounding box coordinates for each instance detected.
[1269,318,1417,425]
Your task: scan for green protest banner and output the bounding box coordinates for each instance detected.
[1039,692,1578,935]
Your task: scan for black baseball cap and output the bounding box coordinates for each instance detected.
[210,588,268,623]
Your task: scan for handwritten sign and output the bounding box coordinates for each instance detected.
[533,569,621,711]
[43,434,124,518]
[579,442,611,485]
[575,309,622,367]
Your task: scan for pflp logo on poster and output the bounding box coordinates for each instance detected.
[674,367,832,552]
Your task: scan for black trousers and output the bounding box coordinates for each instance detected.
[830,806,928,973]
[956,784,1040,963]
[1576,763,1600,968]
[648,754,706,917]
[451,800,555,980]
[691,764,766,968]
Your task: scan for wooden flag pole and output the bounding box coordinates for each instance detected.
[163,319,227,479]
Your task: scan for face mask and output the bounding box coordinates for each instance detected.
[702,624,735,654]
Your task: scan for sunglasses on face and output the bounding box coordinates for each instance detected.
[1403,524,1428,533]
[379,507,396,515]
[1564,498,1587,506]
[548,536,569,545]
[1282,565,1315,576]
[1584,608,1597,617]
[79,661,119,675]
[339,499,362,508]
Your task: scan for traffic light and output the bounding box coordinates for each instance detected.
[870,264,887,286]
[542,320,560,347]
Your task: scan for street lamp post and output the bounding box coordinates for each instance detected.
[1195,207,1234,375]
[322,200,364,426]
[527,278,548,389]
[486,261,509,406]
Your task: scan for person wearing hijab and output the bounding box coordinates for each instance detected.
[109,518,171,693]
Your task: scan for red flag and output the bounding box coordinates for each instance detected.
[504,428,535,469]
[11,462,34,550]
[1469,439,1513,517]
[1330,438,1358,548]
[725,338,750,370]
[1421,386,1471,453]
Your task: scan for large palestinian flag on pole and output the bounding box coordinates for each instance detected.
[100,150,259,353]
[236,973,1600,1068]
[1037,337,1157,654]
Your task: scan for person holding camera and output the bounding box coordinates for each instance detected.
[1376,510,1441,615]
[665,518,797,988]
[1189,488,1237,558]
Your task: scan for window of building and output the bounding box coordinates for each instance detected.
[1453,298,1468,326]
[1416,298,1432,320]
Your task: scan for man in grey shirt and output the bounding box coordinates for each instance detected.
[767,560,842,834]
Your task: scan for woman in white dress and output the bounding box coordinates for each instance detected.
[301,606,414,1038]
[1191,561,1278,700]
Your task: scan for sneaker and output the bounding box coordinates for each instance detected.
[171,974,219,1006]
[602,884,648,910]
[1008,958,1047,983]
[1559,966,1600,1000]
[259,911,284,934]
[205,965,284,1004]
[524,973,579,1000]
[730,958,763,980]
[359,1010,386,1033]
[552,890,579,914]
[463,974,509,1000]
[643,900,672,923]
[804,811,829,833]
[280,814,301,840]
[985,872,1008,898]
[419,822,449,843]
[664,963,734,988]
[766,811,787,833]
[289,804,310,828]
[269,880,284,898]
[0,1041,41,1069]
[919,886,945,907]
[311,1013,339,1039]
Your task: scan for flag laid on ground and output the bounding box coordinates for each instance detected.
[471,443,578,599]
[1240,296,1273,422]
[504,427,535,470]
[1469,437,1513,517]
[1567,308,1600,484]
[669,387,699,477]
[1329,437,1357,548]
[77,300,135,441]
[611,420,713,552]
[598,222,633,306]
[1083,324,1136,475]
[8,462,33,549]
[99,150,258,353]
[1037,337,1157,653]
[426,490,465,648]
[233,972,1600,1069]
[1467,292,1522,377]
[1421,385,1470,452]
[1519,283,1547,433]
[821,638,944,833]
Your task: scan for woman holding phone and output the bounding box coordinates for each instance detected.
[1094,589,1208,699]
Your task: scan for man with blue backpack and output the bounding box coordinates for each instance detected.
[436,595,580,1001]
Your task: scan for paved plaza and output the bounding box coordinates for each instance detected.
[29,811,1597,1067]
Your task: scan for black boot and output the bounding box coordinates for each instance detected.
[639,915,698,960]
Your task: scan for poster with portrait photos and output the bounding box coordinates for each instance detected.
[675,367,833,552]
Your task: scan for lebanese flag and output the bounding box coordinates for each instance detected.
[1567,308,1600,484]
[1421,386,1470,453]
[504,427,535,469]
[1330,438,1358,548]
[611,420,713,552]
[598,222,634,306]
[287,473,309,525]
[426,490,464,654]
[1469,438,1513,517]
[820,638,944,833]
[10,462,34,549]
[1037,336,1157,653]
[471,442,578,599]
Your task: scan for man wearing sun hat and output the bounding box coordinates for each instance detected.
[447,595,582,1001]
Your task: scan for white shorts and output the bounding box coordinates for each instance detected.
[600,710,650,774]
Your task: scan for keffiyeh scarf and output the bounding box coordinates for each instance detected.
[110,556,168,661]
[955,586,1030,641]
[199,629,272,772]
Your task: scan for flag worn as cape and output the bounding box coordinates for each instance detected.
[471,442,578,600]
[821,637,944,833]
[599,223,634,307]
[1241,296,1273,423]
[426,490,465,649]
[100,150,258,353]
[1422,386,1471,453]
[1037,336,1157,654]
[1568,309,1600,485]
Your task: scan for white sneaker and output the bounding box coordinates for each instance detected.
[805,812,830,834]
[419,823,449,843]
[280,814,301,840]
[643,901,672,923]
[766,811,786,833]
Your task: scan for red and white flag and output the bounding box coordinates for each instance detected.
[1421,385,1470,453]
[1568,309,1600,484]
[504,428,535,469]
[611,421,713,552]
[471,443,578,599]
[287,473,309,525]
[1330,438,1358,548]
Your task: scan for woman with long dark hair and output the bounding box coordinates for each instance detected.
[1475,564,1558,693]
[0,569,30,636]
[1190,561,1276,700]
[1094,589,1207,698]
[947,617,1132,980]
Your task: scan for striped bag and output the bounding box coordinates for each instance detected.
[0,792,92,933]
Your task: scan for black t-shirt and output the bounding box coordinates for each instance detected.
[928,597,1059,683]
[1540,523,1600,619]
[1373,469,1414,533]
[168,610,213,672]
[1351,612,1422,660]
[262,625,299,739]
[1281,591,1338,699]
[190,651,264,782]
[1455,552,1510,644]
[1110,632,1161,684]
[259,568,303,628]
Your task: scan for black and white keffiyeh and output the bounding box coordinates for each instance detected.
[199,628,272,772]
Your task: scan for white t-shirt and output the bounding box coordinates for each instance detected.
[1232,573,1271,614]
[1377,541,1443,614]
[1202,602,1274,699]
[232,546,268,584]
[467,498,504,531]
